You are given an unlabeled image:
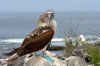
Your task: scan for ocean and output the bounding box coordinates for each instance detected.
[0,12,100,58]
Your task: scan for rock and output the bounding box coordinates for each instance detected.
[64,56,93,66]
[0,51,66,66]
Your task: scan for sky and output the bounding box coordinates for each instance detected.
[0,0,100,13]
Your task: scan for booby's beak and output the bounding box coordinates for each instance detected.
[45,9,54,19]
[48,13,51,19]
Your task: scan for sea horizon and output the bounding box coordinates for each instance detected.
[0,12,100,38]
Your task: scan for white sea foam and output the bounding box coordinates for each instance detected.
[0,38,64,43]
[0,39,23,43]
[0,37,99,43]
[0,38,65,47]
[52,38,64,41]
[0,36,100,46]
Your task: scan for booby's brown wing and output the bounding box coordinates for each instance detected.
[20,26,52,48]
[17,28,54,56]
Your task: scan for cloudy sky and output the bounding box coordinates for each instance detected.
[0,0,100,13]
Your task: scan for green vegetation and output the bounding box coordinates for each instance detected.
[86,45,100,66]
[64,37,100,66]
[64,39,74,57]
[64,22,100,66]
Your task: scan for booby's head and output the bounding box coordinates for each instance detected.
[45,9,54,20]
[37,9,57,32]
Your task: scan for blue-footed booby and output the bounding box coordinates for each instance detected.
[1,10,57,64]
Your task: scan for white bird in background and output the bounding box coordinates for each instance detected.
[77,34,86,46]
[79,34,86,42]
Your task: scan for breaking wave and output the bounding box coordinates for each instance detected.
[0,35,100,58]
[0,38,64,43]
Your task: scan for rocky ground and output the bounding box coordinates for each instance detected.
[0,50,94,66]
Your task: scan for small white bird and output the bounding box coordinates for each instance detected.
[79,34,86,42]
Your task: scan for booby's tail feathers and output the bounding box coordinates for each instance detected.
[0,53,18,65]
